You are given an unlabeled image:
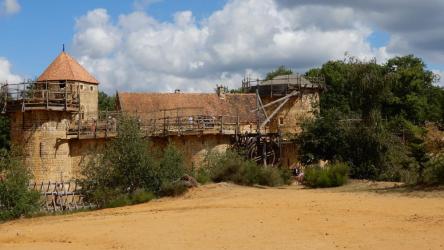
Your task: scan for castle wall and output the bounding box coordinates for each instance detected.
[69,138,107,178]
[9,110,73,183]
[151,134,232,168]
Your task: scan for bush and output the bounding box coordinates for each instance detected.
[159,182,189,197]
[82,116,190,208]
[106,194,132,208]
[0,148,40,221]
[423,154,444,185]
[158,144,187,185]
[195,167,211,184]
[303,162,349,188]
[203,149,291,187]
[130,189,156,204]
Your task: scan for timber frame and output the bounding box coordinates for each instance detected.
[1,81,81,113]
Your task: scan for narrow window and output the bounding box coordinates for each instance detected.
[90,86,94,91]
[279,117,284,126]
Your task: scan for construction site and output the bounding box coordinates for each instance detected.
[0,51,324,184]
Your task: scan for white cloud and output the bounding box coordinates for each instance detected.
[0,0,20,16]
[275,0,444,65]
[432,69,444,87]
[73,9,121,58]
[72,0,391,93]
[0,57,22,84]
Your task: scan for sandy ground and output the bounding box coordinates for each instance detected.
[1,181,444,250]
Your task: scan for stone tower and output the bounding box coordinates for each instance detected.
[4,51,99,183]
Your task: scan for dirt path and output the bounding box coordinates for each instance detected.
[1,181,444,250]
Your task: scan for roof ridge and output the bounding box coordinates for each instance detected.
[64,53,76,80]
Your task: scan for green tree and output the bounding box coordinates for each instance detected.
[299,55,444,181]
[265,66,293,80]
[0,148,40,221]
[98,91,116,111]
[158,144,187,184]
[383,55,442,124]
[82,115,158,203]
[297,109,348,164]
[0,116,9,150]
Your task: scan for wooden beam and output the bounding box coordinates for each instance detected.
[250,90,299,112]
[256,91,268,120]
[259,95,291,129]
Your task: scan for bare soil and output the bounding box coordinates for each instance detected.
[1,181,444,250]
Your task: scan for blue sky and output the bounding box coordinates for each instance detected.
[0,0,226,78]
[0,0,443,92]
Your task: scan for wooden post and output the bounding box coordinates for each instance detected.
[220,115,224,134]
[21,82,25,112]
[236,115,240,136]
[46,81,49,110]
[105,110,108,139]
[263,141,267,167]
[163,110,166,135]
[64,80,67,110]
[177,110,181,135]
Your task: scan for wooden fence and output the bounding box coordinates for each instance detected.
[29,181,95,212]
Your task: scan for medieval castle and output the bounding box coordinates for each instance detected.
[0,52,324,183]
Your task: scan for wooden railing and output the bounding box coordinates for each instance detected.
[66,111,253,139]
[1,81,80,112]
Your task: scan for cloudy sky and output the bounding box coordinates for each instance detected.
[0,0,443,93]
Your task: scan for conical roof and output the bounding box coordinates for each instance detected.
[37,52,99,84]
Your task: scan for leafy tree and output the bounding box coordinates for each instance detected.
[0,148,40,220]
[298,109,348,164]
[383,55,442,124]
[0,116,9,150]
[82,115,190,207]
[158,144,187,184]
[98,91,116,111]
[265,66,293,80]
[299,55,444,182]
[82,115,158,204]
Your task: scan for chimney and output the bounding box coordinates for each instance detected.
[216,85,226,99]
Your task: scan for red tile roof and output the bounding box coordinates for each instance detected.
[37,52,99,84]
[117,92,258,122]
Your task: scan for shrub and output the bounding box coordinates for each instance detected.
[106,194,132,208]
[203,149,291,187]
[303,162,349,188]
[158,144,187,184]
[423,154,444,185]
[82,116,191,208]
[159,182,189,197]
[130,189,156,204]
[0,148,40,221]
[195,167,211,184]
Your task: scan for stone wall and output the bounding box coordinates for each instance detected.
[151,134,231,168]
[9,110,73,183]
[263,91,319,136]
[78,82,98,120]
